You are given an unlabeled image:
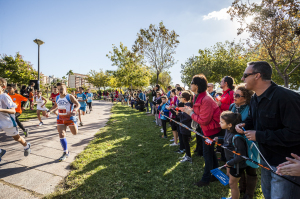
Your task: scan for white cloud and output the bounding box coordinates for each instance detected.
[203,6,231,20]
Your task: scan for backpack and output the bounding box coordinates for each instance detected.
[232,134,260,169]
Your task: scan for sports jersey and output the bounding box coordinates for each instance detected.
[56,94,76,126]
[86,93,93,103]
[50,93,59,102]
[8,93,28,114]
[36,96,48,111]
[0,93,17,130]
[28,92,34,101]
[77,93,87,107]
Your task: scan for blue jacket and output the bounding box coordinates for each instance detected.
[229,103,250,122]
[158,103,170,120]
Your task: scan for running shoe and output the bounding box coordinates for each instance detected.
[160,129,164,132]
[179,154,187,160]
[0,149,7,161]
[179,156,192,163]
[170,143,179,146]
[24,143,31,156]
[23,129,29,137]
[161,135,167,139]
[176,149,185,154]
[38,122,43,126]
[80,122,83,126]
[170,138,174,142]
[58,152,70,162]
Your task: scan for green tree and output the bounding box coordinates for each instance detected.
[133,21,179,84]
[0,53,38,85]
[107,42,151,89]
[150,71,172,91]
[66,70,74,76]
[86,69,110,90]
[228,0,300,88]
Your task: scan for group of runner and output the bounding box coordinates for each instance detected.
[0,77,94,162]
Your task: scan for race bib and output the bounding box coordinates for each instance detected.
[88,97,92,100]
[78,97,83,100]
[58,106,67,116]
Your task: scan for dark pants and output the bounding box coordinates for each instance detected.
[178,125,185,150]
[15,112,25,132]
[182,134,191,157]
[87,102,92,110]
[195,127,203,155]
[162,120,167,137]
[150,102,153,113]
[201,133,219,183]
[217,129,226,161]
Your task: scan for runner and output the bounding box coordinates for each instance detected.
[76,87,87,126]
[49,86,59,116]
[46,84,80,162]
[35,90,48,126]
[86,89,93,114]
[7,84,29,137]
[0,77,31,161]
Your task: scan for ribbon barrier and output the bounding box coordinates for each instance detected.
[160,112,300,187]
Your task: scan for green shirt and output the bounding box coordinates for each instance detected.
[146,93,153,102]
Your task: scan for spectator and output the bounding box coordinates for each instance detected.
[207,83,216,99]
[167,86,172,100]
[217,76,235,112]
[235,61,300,199]
[146,90,153,114]
[167,89,179,146]
[229,84,257,199]
[153,91,162,127]
[182,74,221,187]
[277,153,300,177]
[157,95,169,138]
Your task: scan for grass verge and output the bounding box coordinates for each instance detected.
[46,104,263,199]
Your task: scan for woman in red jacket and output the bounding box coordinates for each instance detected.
[183,74,221,187]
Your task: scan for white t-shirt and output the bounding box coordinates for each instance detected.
[0,93,17,130]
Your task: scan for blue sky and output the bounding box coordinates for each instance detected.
[0,0,250,86]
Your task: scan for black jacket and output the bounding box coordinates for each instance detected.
[177,102,192,135]
[244,82,300,166]
[152,97,162,114]
[218,130,248,168]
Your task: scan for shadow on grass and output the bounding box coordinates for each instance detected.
[47,105,263,199]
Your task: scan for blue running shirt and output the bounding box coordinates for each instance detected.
[77,93,87,107]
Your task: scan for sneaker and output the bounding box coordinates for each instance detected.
[179,154,187,159]
[195,180,209,187]
[176,149,185,154]
[170,138,175,142]
[160,129,164,132]
[23,129,29,137]
[180,156,192,163]
[221,198,232,199]
[161,135,168,139]
[80,122,83,126]
[210,176,219,182]
[0,149,7,161]
[58,152,70,162]
[24,143,31,156]
[38,122,43,126]
[170,143,179,146]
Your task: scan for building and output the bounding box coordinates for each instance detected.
[68,73,94,89]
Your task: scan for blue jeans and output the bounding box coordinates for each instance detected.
[261,161,300,199]
[201,133,219,183]
[150,102,153,114]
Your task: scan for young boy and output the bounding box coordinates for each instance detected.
[76,87,87,126]
[28,89,34,110]
[0,77,31,161]
[86,89,93,113]
[158,95,170,139]
[49,86,59,116]
[7,84,29,137]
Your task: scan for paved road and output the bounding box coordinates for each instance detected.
[0,100,112,198]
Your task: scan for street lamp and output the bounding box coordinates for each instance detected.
[33,38,45,90]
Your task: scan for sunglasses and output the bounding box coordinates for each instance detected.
[242,72,259,79]
[234,94,245,98]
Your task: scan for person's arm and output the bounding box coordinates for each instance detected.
[256,99,300,147]
[191,99,214,126]
[0,107,16,114]
[227,137,248,167]
[0,95,17,114]
[70,94,80,112]
[41,96,48,107]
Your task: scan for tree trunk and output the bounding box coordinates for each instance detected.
[156,72,160,84]
[284,75,289,88]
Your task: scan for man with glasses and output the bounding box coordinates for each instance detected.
[236,61,300,199]
[207,83,216,99]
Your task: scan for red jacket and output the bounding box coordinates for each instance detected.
[220,88,234,112]
[191,92,221,137]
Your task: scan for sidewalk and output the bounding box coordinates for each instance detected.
[0,100,113,199]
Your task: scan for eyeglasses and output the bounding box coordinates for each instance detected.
[234,94,245,98]
[243,72,259,79]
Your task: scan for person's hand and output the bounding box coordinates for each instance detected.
[71,110,77,116]
[235,123,246,134]
[41,104,45,108]
[244,130,256,141]
[217,101,222,106]
[21,107,25,110]
[182,106,193,115]
[46,111,50,117]
[213,137,218,142]
[277,153,300,176]
[225,163,231,168]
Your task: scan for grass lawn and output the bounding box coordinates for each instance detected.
[19,100,53,122]
[46,104,264,199]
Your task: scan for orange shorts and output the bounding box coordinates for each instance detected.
[57,118,76,126]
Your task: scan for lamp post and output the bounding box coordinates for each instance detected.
[33,38,44,90]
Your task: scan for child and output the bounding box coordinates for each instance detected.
[153,91,162,126]
[86,89,93,113]
[167,89,178,146]
[36,90,49,126]
[0,77,31,161]
[28,89,34,110]
[157,95,169,139]
[214,111,248,199]
[172,91,193,163]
